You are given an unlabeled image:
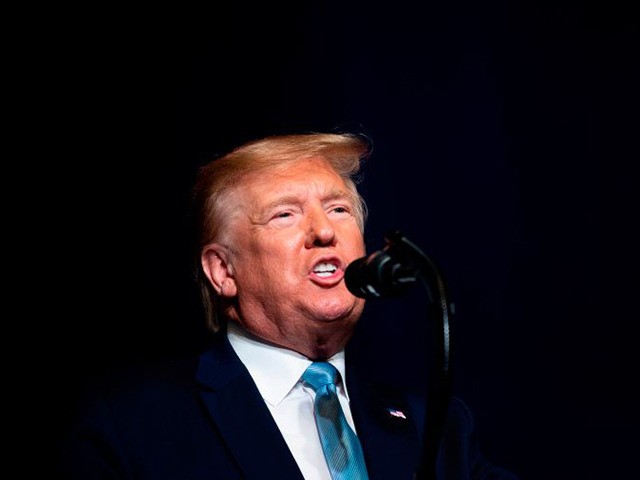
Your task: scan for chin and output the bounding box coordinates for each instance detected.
[309,296,365,324]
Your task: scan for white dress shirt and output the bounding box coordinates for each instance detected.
[227,321,358,480]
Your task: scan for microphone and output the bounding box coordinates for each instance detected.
[344,232,420,298]
[346,230,455,480]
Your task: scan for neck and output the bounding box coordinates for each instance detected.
[228,320,350,360]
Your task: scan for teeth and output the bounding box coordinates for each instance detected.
[314,262,337,277]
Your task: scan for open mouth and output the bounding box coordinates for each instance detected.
[313,261,339,278]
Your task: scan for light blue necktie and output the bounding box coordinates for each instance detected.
[302,362,369,480]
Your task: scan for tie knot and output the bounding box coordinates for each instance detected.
[302,362,339,391]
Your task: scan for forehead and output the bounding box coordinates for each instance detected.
[214,156,361,239]
[239,157,349,198]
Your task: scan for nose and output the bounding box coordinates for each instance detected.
[305,207,336,248]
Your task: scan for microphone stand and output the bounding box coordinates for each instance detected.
[376,231,455,480]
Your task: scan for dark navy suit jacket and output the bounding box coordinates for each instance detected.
[60,330,519,479]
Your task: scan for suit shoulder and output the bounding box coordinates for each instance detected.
[69,354,199,418]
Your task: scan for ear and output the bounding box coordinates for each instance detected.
[201,244,237,298]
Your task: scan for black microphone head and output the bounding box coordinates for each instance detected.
[344,256,372,298]
[345,251,415,298]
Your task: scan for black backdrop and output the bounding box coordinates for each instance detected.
[32,1,638,478]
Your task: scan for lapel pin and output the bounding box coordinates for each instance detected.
[385,408,407,420]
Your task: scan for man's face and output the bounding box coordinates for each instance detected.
[209,158,366,356]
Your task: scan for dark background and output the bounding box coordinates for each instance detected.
[27,1,638,478]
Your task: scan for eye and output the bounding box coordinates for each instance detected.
[268,209,298,227]
[328,205,351,216]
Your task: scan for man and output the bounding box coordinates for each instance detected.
[61,132,519,479]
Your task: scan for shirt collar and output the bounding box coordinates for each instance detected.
[227,321,348,407]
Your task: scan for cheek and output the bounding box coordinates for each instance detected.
[244,237,300,277]
[258,234,301,259]
[345,228,366,256]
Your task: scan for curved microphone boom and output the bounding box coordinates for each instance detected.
[344,230,455,480]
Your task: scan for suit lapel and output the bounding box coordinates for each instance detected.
[195,334,304,479]
[347,360,423,480]
[193,332,423,479]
